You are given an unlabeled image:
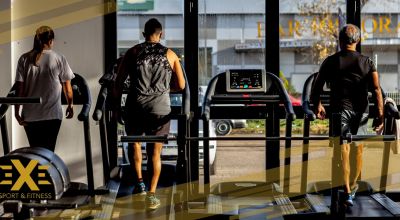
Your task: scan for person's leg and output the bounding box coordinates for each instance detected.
[351,143,363,188]
[125,111,146,194]
[340,110,354,206]
[24,121,42,148]
[24,120,60,151]
[133,142,144,181]
[342,142,351,194]
[145,114,170,209]
[45,119,62,152]
[146,142,163,193]
[350,112,368,195]
[340,110,353,194]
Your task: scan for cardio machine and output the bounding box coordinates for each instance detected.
[300,72,400,219]
[188,69,296,219]
[94,61,191,219]
[0,73,100,219]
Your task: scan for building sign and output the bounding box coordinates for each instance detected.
[235,40,314,51]
[117,0,154,11]
[257,15,400,39]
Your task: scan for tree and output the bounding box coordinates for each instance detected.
[297,0,345,64]
[297,0,396,64]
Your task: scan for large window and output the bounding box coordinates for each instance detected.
[117,0,184,58]
[361,0,400,192]
[279,0,345,193]
[199,0,266,186]
[114,0,400,194]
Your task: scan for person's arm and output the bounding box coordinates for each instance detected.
[167,49,185,92]
[14,81,26,125]
[310,69,327,120]
[14,56,26,125]
[62,80,74,119]
[371,71,384,133]
[58,55,74,119]
[113,53,131,110]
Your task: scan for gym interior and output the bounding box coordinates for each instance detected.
[1,0,400,219]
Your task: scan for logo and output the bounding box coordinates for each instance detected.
[0,159,50,191]
[0,158,55,200]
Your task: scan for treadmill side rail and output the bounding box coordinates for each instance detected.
[371,193,400,216]
[305,194,330,214]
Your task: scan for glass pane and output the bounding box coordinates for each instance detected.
[199,0,266,187]
[117,0,184,58]
[280,0,345,193]
[361,0,400,192]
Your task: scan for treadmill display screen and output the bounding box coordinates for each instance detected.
[226,70,266,92]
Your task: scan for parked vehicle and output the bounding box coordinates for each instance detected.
[214,119,247,136]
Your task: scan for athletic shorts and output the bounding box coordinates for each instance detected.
[125,111,171,136]
[340,109,369,144]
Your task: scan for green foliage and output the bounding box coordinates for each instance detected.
[235,119,329,135]
[279,71,299,96]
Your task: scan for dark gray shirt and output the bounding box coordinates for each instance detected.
[124,42,173,115]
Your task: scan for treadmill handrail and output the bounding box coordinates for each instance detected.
[302,72,400,120]
[201,73,222,121]
[0,97,42,104]
[385,101,400,120]
[210,94,281,104]
[0,83,42,121]
[267,72,296,121]
[71,74,92,122]
[301,73,317,121]
[179,62,191,120]
[92,85,108,121]
[0,97,42,120]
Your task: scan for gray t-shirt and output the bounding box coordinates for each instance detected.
[15,50,74,122]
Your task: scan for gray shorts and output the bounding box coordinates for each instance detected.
[340,109,369,144]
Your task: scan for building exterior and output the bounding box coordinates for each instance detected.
[117,0,400,93]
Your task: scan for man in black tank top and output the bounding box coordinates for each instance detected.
[311,24,384,206]
[114,18,185,210]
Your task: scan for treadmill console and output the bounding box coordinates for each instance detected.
[226,69,266,93]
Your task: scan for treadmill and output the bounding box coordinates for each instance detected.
[191,69,298,219]
[103,64,191,220]
[0,74,99,219]
[301,72,400,219]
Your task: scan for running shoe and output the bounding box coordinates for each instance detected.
[146,194,161,210]
[350,184,359,200]
[345,194,354,207]
[132,182,147,195]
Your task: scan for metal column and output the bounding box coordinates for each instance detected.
[265,0,281,185]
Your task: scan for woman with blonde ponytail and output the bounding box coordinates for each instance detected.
[14,26,75,152]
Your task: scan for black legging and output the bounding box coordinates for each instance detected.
[24,119,62,152]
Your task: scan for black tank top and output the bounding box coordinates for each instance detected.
[127,42,173,115]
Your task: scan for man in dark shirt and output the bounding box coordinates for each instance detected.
[114,18,185,210]
[311,24,384,206]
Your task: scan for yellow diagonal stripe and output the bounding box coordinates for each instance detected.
[38,165,49,170]
[0,165,12,170]
[0,0,117,44]
[0,180,12,185]
[38,180,51,185]
[10,0,83,22]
